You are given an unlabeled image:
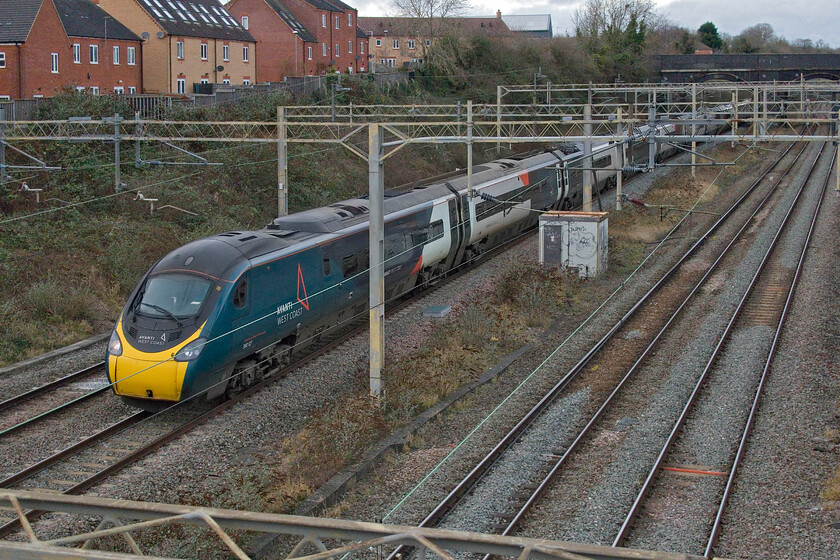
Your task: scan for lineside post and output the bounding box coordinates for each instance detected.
[134,111,142,168]
[467,100,473,197]
[369,123,385,402]
[277,106,288,217]
[0,106,5,188]
[616,108,623,211]
[496,85,502,155]
[691,83,697,178]
[836,107,839,195]
[583,103,592,211]
[113,113,121,192]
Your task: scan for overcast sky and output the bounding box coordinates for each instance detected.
[353,0,840,48]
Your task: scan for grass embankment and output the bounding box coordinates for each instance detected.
[248,144,754,516]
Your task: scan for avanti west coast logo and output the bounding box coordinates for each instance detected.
[276,264,309,326]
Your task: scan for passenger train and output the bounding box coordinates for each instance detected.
[106,106,734,408]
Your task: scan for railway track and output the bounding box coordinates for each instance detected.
[0,193,545,538]
[614,143,835,555]
[385,137,822,558]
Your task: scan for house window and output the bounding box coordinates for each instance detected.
[335,44,339,57]
[348,66,353,73]
[176,41,184,59]
[113,45,120,65]
[307,46,312,60]
[50,52,58,73]
[375,39,381,47]
[243,45,249,62]
[127,46,136,65]
[114,86,124,94]
[176,77,185,94]
[243,78,251,85]
[382,58,396,67]
[222,78,230,84]
[335,16,339,29]
[241,16,248,29]
[200,78,209,84]
[74,87,84,93]
[201,43,207,60]
[128,86,136,94]
[425,39,431,46]
[0,95,9,100]
[90,86,99,95]
[90,44,99,64]
[223,45,229,61]
[348,13,352,26]
[393,39,399,49]
[360,42,364,54]
[348,40,352,54]
[408,39,415,49]
[73,44,80,63]
[322,14,326,27]
[0,52,6,68]
[322,43,326,56]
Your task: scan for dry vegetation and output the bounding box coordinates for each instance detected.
[250,148,751,517]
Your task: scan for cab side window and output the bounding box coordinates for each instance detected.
[342,254,359,277]
[233,278,248,309]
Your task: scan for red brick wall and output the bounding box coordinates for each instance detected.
[229,0,360,77]
[67,37,143,94]
[228,0,306,81]
[0,0,142,99]
[0,46,23,99]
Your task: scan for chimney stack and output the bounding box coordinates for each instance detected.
[496,10,501,19]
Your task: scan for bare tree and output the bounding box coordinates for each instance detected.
[572,0,660,80]
[390,0,472,66]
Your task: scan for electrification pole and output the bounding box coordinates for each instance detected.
[369,124,385,402]
[277,106,288,216]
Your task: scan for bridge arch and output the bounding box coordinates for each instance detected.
[694,72,747,83]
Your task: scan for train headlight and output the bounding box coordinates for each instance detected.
[175,338,207,362]
[108,330,123,357]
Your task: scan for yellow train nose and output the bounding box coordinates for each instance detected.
[109,355,186,401]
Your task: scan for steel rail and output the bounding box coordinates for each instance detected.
[0,362,105,414]
[612,141,829,548]
[0,317,370,538]
[0,412,147,488]
[0,210,541,540]
[0,371,113,439]
[483,139,811,549]
[704,147,836,558]
[385,138,801,560]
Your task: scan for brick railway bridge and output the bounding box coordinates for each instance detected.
[651,53,840,83]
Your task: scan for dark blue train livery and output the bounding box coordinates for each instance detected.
[107,108,735,407]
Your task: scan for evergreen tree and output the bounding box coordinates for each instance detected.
[698,21,723,50]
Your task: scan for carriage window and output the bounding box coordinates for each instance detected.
[386,232,409,259]
[323,257,331,276]
[430,220,444,240]
[593,155,612,168]
[342,254,359,277]
[233,278,248,309]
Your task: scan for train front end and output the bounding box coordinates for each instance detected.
[106,238,244,406]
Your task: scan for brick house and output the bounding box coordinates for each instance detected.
[225,0,317,80]
[356,26,368,72]
[359,16,512,69]
[0,0,143,99]
[96,0,256,93]
[228,0,359,78]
